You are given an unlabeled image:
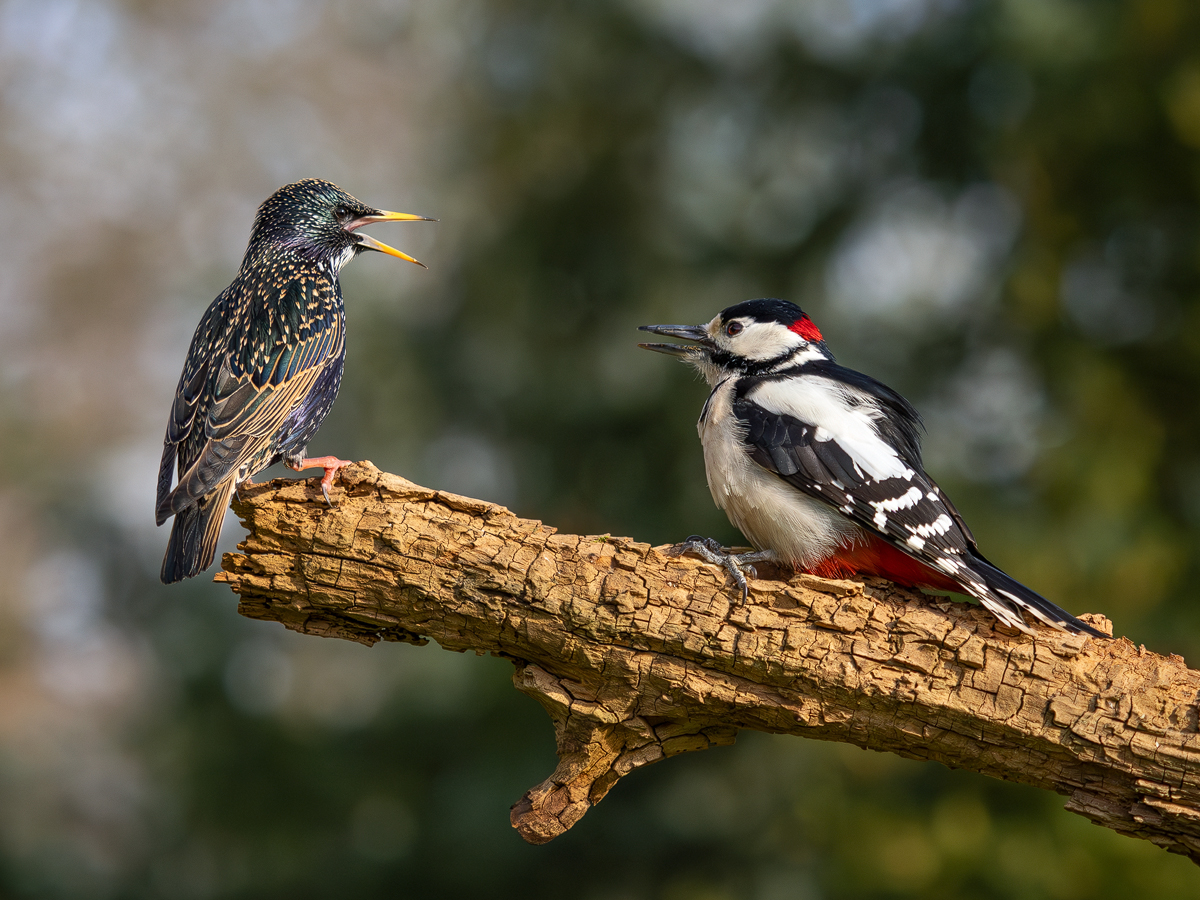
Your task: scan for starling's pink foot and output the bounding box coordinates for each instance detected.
[287,456,352,505]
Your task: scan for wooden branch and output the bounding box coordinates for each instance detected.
[216,462,1200,860]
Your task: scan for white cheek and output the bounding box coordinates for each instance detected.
[732,323,799,361]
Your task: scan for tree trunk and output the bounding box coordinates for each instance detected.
[216,462,1200,860]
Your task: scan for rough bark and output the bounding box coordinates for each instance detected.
[217,462,1200,859]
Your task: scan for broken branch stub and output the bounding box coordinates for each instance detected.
[217,462,1200,861]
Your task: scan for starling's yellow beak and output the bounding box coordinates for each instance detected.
[346,210,437,268]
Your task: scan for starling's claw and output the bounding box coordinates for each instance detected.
[234,475,254,502]
[672,535,773,602]
[287,455,352,505]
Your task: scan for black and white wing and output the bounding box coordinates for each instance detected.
[732,369,1103,637]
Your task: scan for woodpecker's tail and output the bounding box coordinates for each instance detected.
[959,554,1106,638]
[160,480,235,584]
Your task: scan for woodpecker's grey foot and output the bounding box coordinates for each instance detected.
[673,535,769,601]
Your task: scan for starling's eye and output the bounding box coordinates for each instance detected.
[334,205,351,220]
[726,321,743,337]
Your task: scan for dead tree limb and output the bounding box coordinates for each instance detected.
[216,462,1200,860]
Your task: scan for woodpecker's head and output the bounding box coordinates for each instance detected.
[639,298,830,383]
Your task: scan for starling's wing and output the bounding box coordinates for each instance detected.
[157,292,229,524]
[156,357,209,521]
[731,375,1102,636]
[156,284,343,524]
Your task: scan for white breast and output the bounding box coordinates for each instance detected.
[698,379,860,568]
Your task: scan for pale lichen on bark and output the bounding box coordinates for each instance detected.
[216,462,1200,861]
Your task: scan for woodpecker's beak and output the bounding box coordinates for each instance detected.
[346,210,437,268]
[637,323,712,356]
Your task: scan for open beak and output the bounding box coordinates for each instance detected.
[637,323,712,357]
[346,209,437,268]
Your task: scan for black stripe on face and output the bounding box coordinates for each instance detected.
[712,344,820,376]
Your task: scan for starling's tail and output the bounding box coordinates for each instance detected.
[160,480,236,584]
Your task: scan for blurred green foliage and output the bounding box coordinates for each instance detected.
[4,0,1200,896]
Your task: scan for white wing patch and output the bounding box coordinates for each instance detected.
[908,513,954,537]
[871,485,923,513]
[751,377,914,482]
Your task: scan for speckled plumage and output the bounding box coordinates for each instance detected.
[156,179,430,583]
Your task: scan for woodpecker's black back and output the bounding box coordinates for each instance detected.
[156,179,404,583]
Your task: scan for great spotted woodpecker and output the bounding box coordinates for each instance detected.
[639,298,1103,637]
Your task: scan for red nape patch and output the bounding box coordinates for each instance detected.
[788,315,823,343]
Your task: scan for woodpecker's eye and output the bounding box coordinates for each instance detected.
[726,321,743,337]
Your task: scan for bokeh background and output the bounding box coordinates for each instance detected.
[2,0,1200,896]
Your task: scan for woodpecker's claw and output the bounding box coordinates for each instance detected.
[676,535,723,556]
[672,535,773,602]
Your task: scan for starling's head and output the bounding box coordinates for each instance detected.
[245,178,434,271]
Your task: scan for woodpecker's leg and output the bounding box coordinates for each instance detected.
[285,455,352,505]
[672,535,775,602]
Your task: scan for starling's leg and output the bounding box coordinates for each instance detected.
[286,455,352,505]
[235,475,253,499]
[670,535,775,602]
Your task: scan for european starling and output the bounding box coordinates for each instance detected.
[156,178,432,584]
